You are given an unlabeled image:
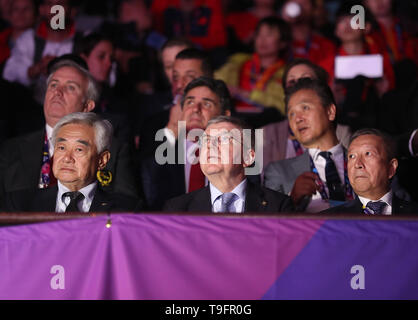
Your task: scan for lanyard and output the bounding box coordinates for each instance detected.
[249,56,285,91]
[309,149,354,201]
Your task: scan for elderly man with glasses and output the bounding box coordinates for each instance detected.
[164,116,294,213]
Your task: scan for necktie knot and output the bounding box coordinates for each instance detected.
[364,200,386,215]
[319,151,332,160]
[63,191,84,212]
[220,192,237,213]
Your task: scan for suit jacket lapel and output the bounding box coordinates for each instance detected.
[188,186,212,212]
[90,187,111,212]
[244,181,267,212]
[34,185,58,212]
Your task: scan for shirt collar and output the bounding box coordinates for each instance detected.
[358,190,393,208]
[46,124,54,141]
[210,178,247,205]
[308,143,343,161]
[58,180,98,204]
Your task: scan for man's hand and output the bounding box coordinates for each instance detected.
[290,172,319,205]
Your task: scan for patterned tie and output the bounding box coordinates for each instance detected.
[188,148,205,193]
[220,193,238,213]
[63,191,85,213]
[40,133,56,188]
[319,151,345,201]
[363,201,387,215]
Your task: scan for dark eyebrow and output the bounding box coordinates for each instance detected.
[76,139,90,147]
[202,97,216,104]
[56,137,66,143]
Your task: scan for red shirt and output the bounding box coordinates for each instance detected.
[226,11,259,43]
[292,33,336,82]
[151,0,227,49]
[0,27,12,64]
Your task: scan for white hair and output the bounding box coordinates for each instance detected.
[51,112,113,153]
[47,59,100,103]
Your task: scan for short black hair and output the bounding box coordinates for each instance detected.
[181,76,233,114]
[175,48,213,77]
[73,32,113,57]
[282,58,329,91]
[255,16,292,60]
[285,78,336,113]
[349,128,397,160]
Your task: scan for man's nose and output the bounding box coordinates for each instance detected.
[354,157,364,169]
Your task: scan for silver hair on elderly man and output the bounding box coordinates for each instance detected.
[52,112,113,153]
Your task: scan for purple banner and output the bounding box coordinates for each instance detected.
[0,214,417,299]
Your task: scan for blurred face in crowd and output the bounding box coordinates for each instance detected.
[161,45,189,85]
[172,58,204,96]
[181,85,225,132]
[365,0,392,18]
[285,64,317,89]
[347,134,397,200]
[82,40,114,83]
[10,0,36,31]
[44,66,95,127]
[53,123,110,191]
[118,0,152,33]
[200,121,253,181]
[335,15,365,43]
[287,89,336,149]
[255,24,283,59]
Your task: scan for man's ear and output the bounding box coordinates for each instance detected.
[243,148,255,168]
[327,104,337,122]
[83,100,95,112]
[98,150,111,170]
[388,158,398,180]
[224,110,231,117]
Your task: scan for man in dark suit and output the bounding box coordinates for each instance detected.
[3,112,141,213]
[323,129,418,215]
[141,76,232,210]
[0,58,138,208]
[164,116,293,213]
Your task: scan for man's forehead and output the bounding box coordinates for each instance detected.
[349,135,383,150]
[51,66,86,81]
[174,58,202,71]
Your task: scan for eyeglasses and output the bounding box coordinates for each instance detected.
[200,133,242,147]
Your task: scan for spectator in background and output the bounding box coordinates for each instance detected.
[151,0,227,51]
[280,0,336,77]
[332,1,395,131]
[74,32,133,147]
[3,0,78,104]
[216,16,291,117]
[261,58,352,171]
[226,0,278,51]
[0,0,36,71]
[364,0,418,67]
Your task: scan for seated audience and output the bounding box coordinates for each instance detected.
[323,128,418,215]
[264,78,354,212]
[262,58,351,170]
[0,58,139,208]
[3,112,142,212]
[140,76,231,210]
[164,116,293,213]
[216,16,291,115]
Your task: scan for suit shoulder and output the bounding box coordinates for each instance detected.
[163,191,197,212]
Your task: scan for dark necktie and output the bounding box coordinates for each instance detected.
[40,133,57,188]
[363,201,387,215]
[318,151,345,201]
[63,191,85,213]
[219,193,238,213]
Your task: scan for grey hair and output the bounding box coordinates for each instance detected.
[349,128,397,161]
[51,112,113,153]
[206,115,255,150]
[47,59,100,103]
